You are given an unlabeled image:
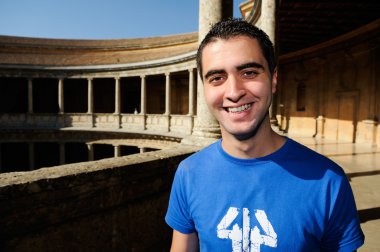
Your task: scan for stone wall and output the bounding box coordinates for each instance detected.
[276,21,379,144]
[0,145,198,251]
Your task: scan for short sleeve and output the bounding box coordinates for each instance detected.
[321,176,364,251]
[165,164,196,234]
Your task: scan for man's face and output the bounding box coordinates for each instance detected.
[201,36,277,140]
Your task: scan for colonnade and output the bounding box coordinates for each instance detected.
[0,141,152,172]
[25,69,195,117]
[1,68,197,134]
[1,0,279,143]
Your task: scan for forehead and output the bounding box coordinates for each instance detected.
[201,36,266,70]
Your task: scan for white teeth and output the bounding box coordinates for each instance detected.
[227,104,252,113]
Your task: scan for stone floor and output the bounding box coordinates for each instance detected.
[292,136,380,252]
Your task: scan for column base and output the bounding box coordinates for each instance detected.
[182,123,221,147]
[181,134,219,147]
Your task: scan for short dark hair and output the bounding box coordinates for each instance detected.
[196,18,276,80]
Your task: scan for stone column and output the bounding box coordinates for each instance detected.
[114,77,121,129]
[0,144,2,172]
[114,77,120,114]
[140,75,147,130]
[58,78,64,114]
[184,0,232,145]
[59,142,65,165]
[259,0,276,43]
[314,59,326,139]
[87,78,94,127]
[140,147,147,153]
[29,143,34,170]
[114,145,121,157]
[140,75,146,115]
[87,143,94,161]
[28,79,33,113]
[188,69,195,116]
[165,73,171,115]
[87,78,93,114]
[315,116,325,139]
[361,45,378,146]
[259,0,277,125]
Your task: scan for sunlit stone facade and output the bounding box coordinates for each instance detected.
[0,33,198,136]
[276,21,379,145]
[0,0,378,250]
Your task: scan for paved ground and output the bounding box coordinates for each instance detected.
[292,136,380,251]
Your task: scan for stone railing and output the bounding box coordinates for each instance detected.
[0,145,199,251]
[0,113,194,136]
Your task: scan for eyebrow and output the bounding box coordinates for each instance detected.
[236,62,264,71]
[204,62,265,80]
[204,69,226,80]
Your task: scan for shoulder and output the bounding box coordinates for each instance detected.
[275,138,347,180]
[178,140,221,171]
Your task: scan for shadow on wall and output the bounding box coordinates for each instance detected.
[0,147,196,251]
[358,207,380,223]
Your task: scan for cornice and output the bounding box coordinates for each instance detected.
[0,51,197,72]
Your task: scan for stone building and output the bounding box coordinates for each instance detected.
[0,0,378,251]
[276,7,379,145]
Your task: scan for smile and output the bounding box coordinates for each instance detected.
[226,103,252,113]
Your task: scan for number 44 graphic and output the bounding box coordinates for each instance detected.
[217,207,277,252]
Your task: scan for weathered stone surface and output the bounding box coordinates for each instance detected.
[0,145,199,251]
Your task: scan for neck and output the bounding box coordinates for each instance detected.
[221,116,285,159]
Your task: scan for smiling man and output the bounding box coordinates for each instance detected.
[165,19,364,251]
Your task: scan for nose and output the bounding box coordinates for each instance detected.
[225,76,246,102]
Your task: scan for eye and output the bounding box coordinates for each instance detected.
[208,75,225,85]
[242,70,258,78]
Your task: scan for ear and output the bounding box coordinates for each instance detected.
[271,67,278,94]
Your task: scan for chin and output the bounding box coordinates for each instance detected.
[223,125,259,140]
[234,130,258,141]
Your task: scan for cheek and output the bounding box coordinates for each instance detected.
[249,85,269,98]
[204,87,222,107]
[254,82,273,97]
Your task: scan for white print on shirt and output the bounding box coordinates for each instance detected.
[217,207,277,252]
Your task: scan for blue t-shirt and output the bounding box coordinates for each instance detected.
[165,138,364,251]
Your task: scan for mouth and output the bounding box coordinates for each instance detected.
[225,103,252,113]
